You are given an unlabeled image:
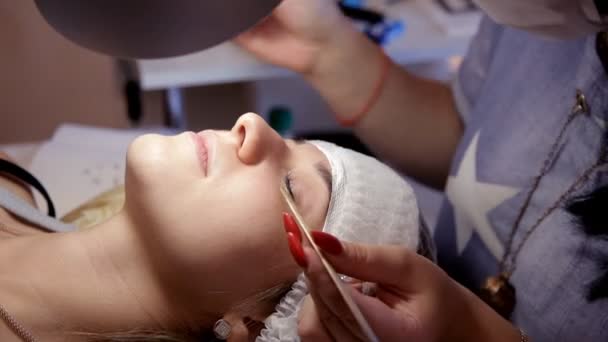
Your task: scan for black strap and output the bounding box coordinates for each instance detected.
[0,159,56,218]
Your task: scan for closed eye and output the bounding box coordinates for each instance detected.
[284,171,296,200]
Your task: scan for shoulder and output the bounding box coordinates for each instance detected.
[452,16,506,122]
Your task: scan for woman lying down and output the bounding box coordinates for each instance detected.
[0,113,433,341]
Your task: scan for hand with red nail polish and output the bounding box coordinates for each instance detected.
[283,212,308,268]
[297,238,521,342]
[283,212,302,243]
[311,231,343,255]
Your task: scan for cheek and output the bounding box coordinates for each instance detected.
[126,159,299,290]
[143,171,286,256]
[210,179,286,245]
[216,214,298,291]
[187,178,295,275]
[160,190,298,296]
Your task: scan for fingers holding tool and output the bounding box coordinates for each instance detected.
[302,235,369,342]
[283,212,362,341]
[283,212,307,268]
[281,212,381,341]
[282,212,429,342]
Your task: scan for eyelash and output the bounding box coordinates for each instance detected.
[284,171,296,199]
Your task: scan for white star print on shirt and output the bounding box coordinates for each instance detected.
[446,132,520,260]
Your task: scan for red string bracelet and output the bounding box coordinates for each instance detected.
[336,50,392,127]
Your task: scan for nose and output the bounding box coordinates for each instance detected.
[231,113,286,164]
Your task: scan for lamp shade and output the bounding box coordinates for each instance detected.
[34,0,281,59]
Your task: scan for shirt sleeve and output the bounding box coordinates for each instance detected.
[451,16,506,123]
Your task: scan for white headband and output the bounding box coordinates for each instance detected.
[257,141,420,341]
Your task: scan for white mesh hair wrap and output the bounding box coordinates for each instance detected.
[257,141,420,342]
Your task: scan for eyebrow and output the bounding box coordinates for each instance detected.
[314,162,332,195]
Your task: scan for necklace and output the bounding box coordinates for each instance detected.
[0,221,38,342]
[478,89,608,319]
[0,303,37,342]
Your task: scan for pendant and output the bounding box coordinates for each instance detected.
[478,273,516,319]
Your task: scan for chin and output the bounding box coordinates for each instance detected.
[124,134,195,220]
[126,134,173,184]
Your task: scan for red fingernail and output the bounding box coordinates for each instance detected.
[283,212,302,243]
[287,232,308,269]
[311,231,343,255]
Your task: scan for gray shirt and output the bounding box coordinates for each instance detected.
[435,16,608,341]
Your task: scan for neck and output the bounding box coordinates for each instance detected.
[0,212,202,341]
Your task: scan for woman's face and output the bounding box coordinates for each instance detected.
[124,113,331,315]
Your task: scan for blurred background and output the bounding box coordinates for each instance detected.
[0,0,480,226]
[0,0,479,142]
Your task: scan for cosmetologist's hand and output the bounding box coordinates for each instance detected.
[292,231,522,342]
[235,0,350,75]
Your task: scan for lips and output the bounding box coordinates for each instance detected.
[190,132,208,176]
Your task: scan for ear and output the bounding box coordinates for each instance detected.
[222,317,266,342]
[223,295,277,341]
[221,314,266,342]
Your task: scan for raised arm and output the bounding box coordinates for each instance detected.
[238,0,463,188]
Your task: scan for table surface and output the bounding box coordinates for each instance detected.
[136,0,481,90]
